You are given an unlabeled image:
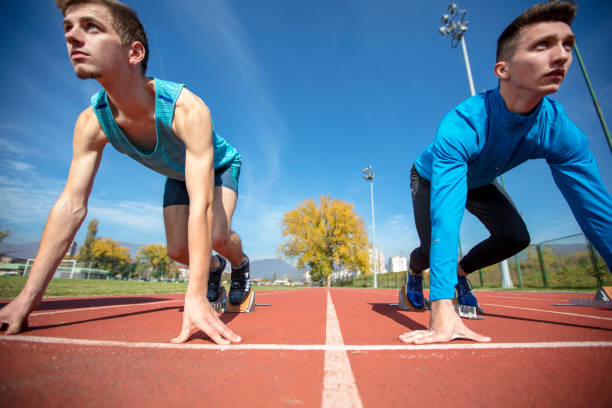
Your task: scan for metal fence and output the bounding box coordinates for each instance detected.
[332,233,610,289]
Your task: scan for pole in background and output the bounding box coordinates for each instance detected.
[439,3,513,288]
[573,42,612,155]
[362,165,377,288]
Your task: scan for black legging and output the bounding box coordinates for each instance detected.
[409,165,530,274]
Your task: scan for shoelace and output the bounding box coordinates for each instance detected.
[457,277,473,296]
[408,273,422,290]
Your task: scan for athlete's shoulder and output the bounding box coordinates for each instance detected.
[74,106,106,147]
[174,85,211,118]
[540,97,589,162]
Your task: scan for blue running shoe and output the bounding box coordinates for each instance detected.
[229,255,251,305]
[405,271,424,309]
[455,275,483,312]
[207,255,226,302]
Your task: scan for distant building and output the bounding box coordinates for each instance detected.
[370,247,387,274]
[331,266,356,282]
[388,255,408,273]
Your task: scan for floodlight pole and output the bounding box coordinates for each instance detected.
[460,36,476,96]
[439,3,513,288]
[573,42,612,155]
[362,166,378,288]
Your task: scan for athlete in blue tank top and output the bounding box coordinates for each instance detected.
[0,0,245,345]
[399,1,611,345]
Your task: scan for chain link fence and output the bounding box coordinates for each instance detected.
[332,233,610,289]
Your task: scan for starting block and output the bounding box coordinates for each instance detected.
[453,302,484,320]
[554,286,612,309]
[397,286,430,311]
[210,286,228,313]
[225,287,257,313]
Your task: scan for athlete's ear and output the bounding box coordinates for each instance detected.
[127,41,146,67]
[494,61,509,80]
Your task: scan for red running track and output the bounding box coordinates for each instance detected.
[1,288,611,407]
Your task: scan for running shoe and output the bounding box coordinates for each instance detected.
[229,255,251,305]
[455,275,483,313]
[405,271,425,309]
[207,255,226,302]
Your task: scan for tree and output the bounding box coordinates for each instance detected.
[78,219,99,265]
[0,225,9,257]
[91,238,131,273]
[0,227,9,245]
[278,195,370,287]
[136,244,171,279]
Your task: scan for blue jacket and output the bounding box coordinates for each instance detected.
[415,87,612,300]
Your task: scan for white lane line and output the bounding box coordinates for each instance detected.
[485,296,554,301]
[30,299,182,316]
[322,290,363,408]
[482,303,612,321]
[1,336,611,351]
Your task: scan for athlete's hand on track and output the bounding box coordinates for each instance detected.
[399,299,491,344]
[171,293,242,345]
[0,296,31,335]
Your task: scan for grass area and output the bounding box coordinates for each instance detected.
[0,276,302,299]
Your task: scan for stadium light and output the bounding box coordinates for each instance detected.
[438,3,514,288]
[362,165,377,288]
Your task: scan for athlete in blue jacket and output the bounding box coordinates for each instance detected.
[0,0,245,345]
[400,0,612,345]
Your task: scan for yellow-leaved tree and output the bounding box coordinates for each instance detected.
[136,244,172,280]
[279,195,370,287]
[91,238,131,273]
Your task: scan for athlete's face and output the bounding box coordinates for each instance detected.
[497,21,575,97]
[62,4,126,79]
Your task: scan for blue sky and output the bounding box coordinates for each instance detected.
[1,0,611,263]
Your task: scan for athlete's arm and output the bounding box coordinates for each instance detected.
[170,89,241,345]
[428,110,474,300]
[0,108,106,334]
[547,119,612,270]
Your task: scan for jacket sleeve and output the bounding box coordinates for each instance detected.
[428,110,474,300]
[547,118,612,271]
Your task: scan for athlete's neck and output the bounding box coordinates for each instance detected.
[498,82,545,115]
[98,73,154,120]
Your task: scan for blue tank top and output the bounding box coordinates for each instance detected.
[91,78,240,181]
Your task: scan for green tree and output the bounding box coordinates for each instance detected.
[91,238,131,273]
[0,225,9,257]
[78,219,99,265]
[278,195,370,287]
[0,228,9,245]
[136,244,171,279]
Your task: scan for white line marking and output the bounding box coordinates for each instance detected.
[482,303,612,321]
[1,336,611,351]
[485,296,553,301]
[30,300,181,316]
[322,290,363,408]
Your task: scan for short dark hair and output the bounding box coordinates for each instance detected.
[56,0,149,74]
[496,0,577,62]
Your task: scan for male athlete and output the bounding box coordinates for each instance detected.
[0,0,249,345]
[400,0,612,344]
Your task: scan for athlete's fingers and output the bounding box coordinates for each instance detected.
[213,321,241,343]
[201,315,242,344]
[197,322,229,345]
[170,323,192,344]
[398,330,430,343]
[453,329,491,343]
[5,322,22,335]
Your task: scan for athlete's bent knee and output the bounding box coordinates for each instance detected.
[501,227,530,254]
[211,232,231,253]
[167,244,188,264]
